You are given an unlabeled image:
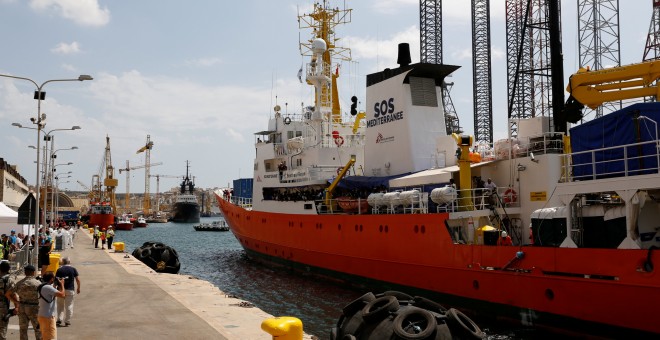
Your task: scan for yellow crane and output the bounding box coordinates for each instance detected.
[564,59,660,122]
[136,135,156,214]
[103,136,119,214]
[118,160,162,213]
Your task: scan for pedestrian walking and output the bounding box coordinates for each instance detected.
[100,228,107,250]
[38,273,65,340]
[55,257,80,327]
[93,226,99,248]
[8,264,42,340]
[1,261,18,340]
[106,226,115,250]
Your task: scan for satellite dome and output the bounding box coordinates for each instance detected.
[312,38,327,54]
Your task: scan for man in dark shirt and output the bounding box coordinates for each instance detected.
[54,257,80,327]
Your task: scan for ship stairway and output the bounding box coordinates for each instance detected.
[488,193,514,239]
[570,198,584,247]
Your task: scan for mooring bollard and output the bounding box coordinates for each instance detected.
[261,316,303,340]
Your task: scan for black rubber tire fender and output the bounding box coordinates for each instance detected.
[340,335,356,340]
[445,308,484,339]
[343,292,376,316]
[381,290,413,302]
[139,247,152,259]
[392,306,437,339]
[412,296,447,314]
[362,296,399,323]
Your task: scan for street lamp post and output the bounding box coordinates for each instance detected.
[52,171,72,225]
[3,73,92,266]
[48,145,77,225]
[53,175,72,225]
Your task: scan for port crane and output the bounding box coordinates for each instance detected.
[118,160,162,213]
[148,174,180,213]
[136,135,156,215]
[102,136,119,214]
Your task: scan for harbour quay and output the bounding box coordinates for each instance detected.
[6,229,316,340]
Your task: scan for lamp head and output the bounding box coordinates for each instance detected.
[11,123,22,128]
[78,75,93,81]
[71,126,81,130]
[71,146,78,150]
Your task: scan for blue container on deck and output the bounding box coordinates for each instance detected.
[570,103,660,180]
[233,178,253,199]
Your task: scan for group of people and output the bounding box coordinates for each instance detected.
[92,226,115,250]
[1,256,80,340]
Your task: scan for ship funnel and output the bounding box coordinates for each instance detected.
[397,43,411,67]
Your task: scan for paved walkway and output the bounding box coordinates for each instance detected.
[5,229,309,340]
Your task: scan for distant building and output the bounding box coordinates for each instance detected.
[0,158,30,210]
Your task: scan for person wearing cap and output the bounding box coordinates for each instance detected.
[498,230,513,246]
[38,272,65,340]
[106,226,115,250]
[8,264,42,340]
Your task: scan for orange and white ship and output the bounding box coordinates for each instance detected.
[215,1,660,337]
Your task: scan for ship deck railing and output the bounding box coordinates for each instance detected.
[230,196,252,209]
[437,187,520,213]
[563,139,660,182]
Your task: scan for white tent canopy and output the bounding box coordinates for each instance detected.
[0,202,18,235]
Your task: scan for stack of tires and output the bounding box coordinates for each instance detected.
[132,241,181,274]
[332,291,484,340]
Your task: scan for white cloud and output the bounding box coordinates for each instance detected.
[371,0,417,14]
[185,57,222,68]
[51,41,81,55]
[61,63,77,72]
[29,0,110,27]
[345,26,420,70]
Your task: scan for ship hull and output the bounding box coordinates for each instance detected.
[171,202,200,223]
[89,214,114,229]
[216,194,660,336]
[115,222,133,231]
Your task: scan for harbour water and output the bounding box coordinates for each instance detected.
[114,217,547,339]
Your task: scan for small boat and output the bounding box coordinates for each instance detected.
[134,216,148,228]
[194,220,229,232]
[115,214,134,231]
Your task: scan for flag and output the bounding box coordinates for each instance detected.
[335,64,340,76]
[297,66,303,83]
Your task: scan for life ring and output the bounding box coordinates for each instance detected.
[283,117,291,125]
[504,188,518,204]
[334,136,344,147]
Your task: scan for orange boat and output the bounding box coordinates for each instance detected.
[215,2,660,337]
[87,202,114,229]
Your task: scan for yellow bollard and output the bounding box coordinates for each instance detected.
[261,316,303,340]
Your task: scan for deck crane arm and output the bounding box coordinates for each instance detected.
[564,60,660,122]
[324,155,356,207]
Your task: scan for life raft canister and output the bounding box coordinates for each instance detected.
[503,188,518,204]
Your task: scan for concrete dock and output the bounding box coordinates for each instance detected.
[6,229,316,339]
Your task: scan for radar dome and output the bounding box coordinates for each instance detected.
[312,38,327,54]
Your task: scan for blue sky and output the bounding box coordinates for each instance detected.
[0,0,648,193]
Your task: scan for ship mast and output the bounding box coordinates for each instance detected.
[298,1,352,127]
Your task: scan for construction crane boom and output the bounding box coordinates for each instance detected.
[136,135,156,215]
[118,160,163,213]
[148,174,181,213]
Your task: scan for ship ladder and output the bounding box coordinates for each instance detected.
[488,193,514,243]
[570,198,584,246]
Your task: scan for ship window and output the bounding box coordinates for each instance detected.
[296,131,302,137]
[287,131,294,139]
[304,203,313,210]
[409,77,438,107]
[296,159,302,166]
[265,162,272,171]
[254,162,258,171]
